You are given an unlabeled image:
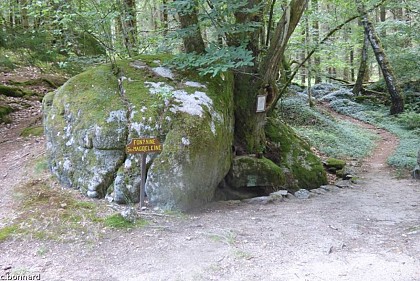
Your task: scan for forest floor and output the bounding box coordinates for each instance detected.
[0,69,419,281]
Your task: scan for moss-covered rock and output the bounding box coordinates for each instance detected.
[265,117,327,191]
[0,104,13,123]
[0,85,26,97]
[225,156,286,193]
[325,158,346,169]
[43,56,234,210]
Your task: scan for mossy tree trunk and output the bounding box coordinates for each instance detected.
[177,0,308,154]
[357,1,404,115]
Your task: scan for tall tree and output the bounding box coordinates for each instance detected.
[175,0,308,153]
[353,32,369,96]
[356,1,404,114]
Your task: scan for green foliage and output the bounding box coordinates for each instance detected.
[0,49,15,70]
[397,111,420,130]
[167,0,261,76]
[169,44,254,76]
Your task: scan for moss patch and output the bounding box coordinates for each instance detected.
[0,225,18,242]
[226,156,286,194]
[20,125,44,137]
[326,158,346,169]
[103,213,148,229]
[0,84,33,97]
[0,104,13,123]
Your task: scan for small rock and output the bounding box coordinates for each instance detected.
[86,190,98,198]
[121,207,137,222]
[320,185,337,192]
[105,194,114,203]
[294,189,311,199]
[310,188,326,195]
[243,196,275,205]
[270,190,288,197]
[335,180,352,188]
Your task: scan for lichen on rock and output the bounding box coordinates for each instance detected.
[43,57,234,210]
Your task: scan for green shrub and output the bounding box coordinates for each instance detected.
[397,111,420,130]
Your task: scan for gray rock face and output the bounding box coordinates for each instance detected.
[319,89,354,102]
[43,59,234,210]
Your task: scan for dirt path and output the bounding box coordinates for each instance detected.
[0,106,419,280]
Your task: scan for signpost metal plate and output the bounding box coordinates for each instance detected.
[126,138,162,154]
[125,137,162,210]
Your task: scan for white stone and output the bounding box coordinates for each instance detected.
[152,67,174,80]
[185,81,206,88]
[182,137,190,146]
[107,110,127,123]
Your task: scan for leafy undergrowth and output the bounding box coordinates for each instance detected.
[330,101,420,169]
[1,176,148,243]
[279,97,379,160]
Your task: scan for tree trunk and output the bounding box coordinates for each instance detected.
[233,69,266,154]
[236,0,308,154]
[162,0,169,36]
[312,0,322,83]
[19,0,29,29]
[357,2,404,114]
[353,33,369,95]
[177,0,205,54]
[121,0,137,56]
[260,0,308,87]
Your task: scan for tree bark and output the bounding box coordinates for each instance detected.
[312,0,321,83]
[357,2,404,114]
[260,0,308,89]
[236,0,308,154]
[121,0,137,56]
[177,0,205,54]
[162,0,169,36]
[353,33,369,95]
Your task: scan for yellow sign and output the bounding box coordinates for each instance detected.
[126,138,162,154]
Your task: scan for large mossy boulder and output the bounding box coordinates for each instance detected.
[265,117,328,191]
[43,56,234,210]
